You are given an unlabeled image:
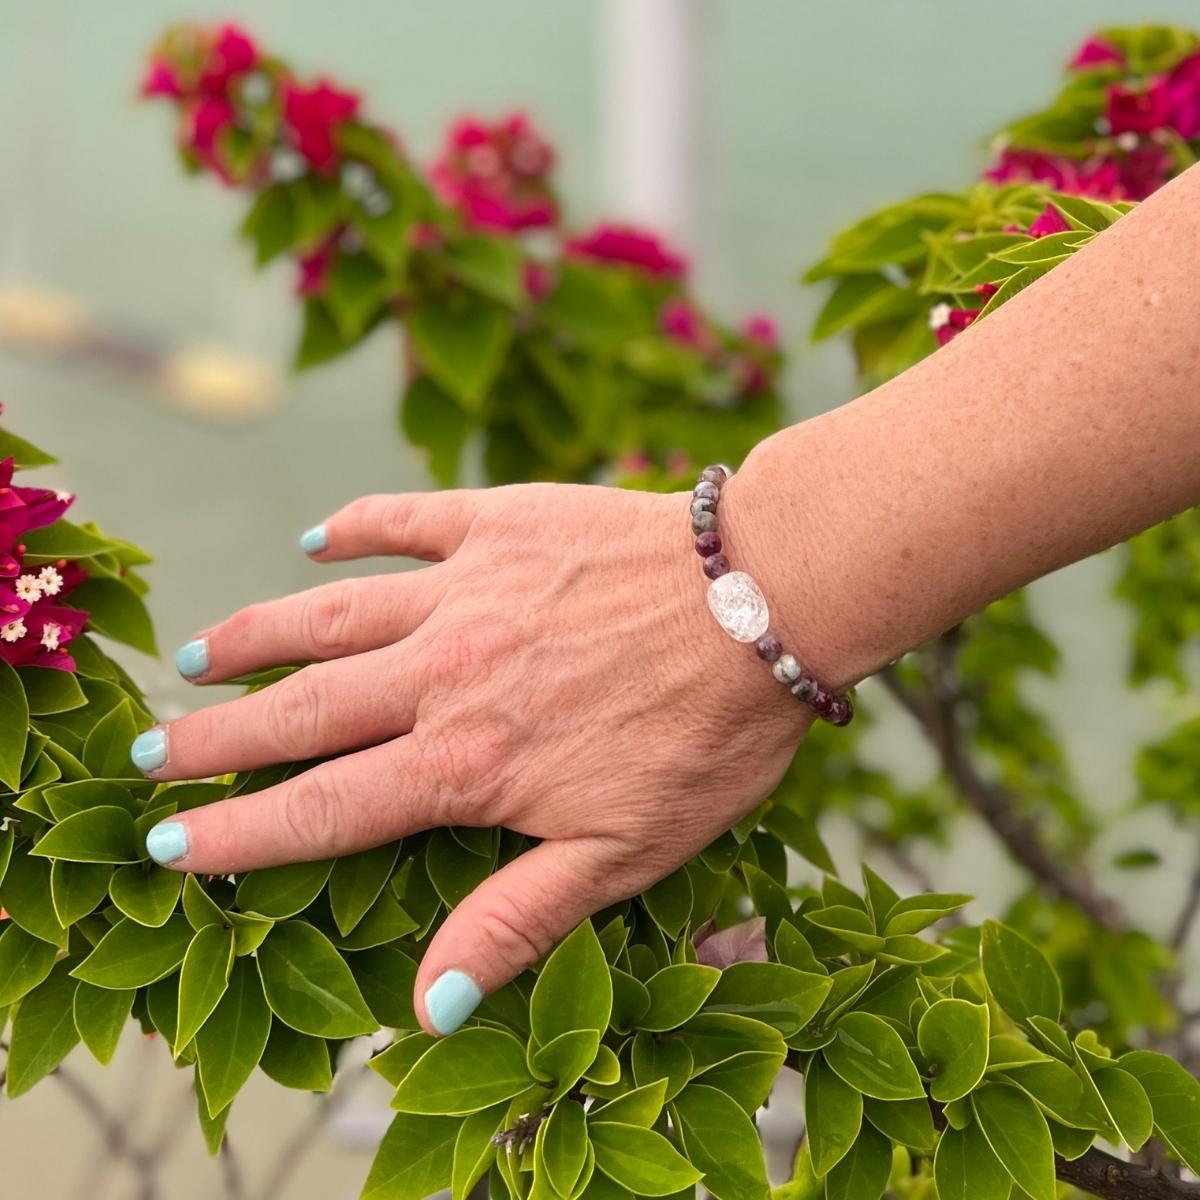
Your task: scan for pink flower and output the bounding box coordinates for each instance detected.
[431,112,558,233]
[1107,77,1170,136]
[984,148,1123,200]
[295,231,339,297]
[140,59,183,99]
[1027,203,1071,238]
[975,282,999,299]
[1069,36,1125,71]
[564,223,688,280]
[1165,52,1200,139]
[198,25,259,96]
[283,79,361,173]
[659,299,710,350]
[1116,142,1174,200]
[183,96,237,182]
[742,314,779,349]
[930,303,981,347]
[522,260,554,302]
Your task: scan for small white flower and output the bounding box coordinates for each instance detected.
[928,303,953,331]
[40,621,62,651]
[55,490,73,503]
[361,190,393,218]
[1115,131,1139,152]
[15,574,41,603]
[38,565,63,596]
[341,161,375,199]
[270,147,306,184]
[240,71,272,106]
[1,619,26,643]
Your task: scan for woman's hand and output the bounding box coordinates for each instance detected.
[130,480,812,1034]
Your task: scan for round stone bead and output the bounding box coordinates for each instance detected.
[809,689,836,720]
[755,632,782,662]
[826,695,854,726]
[702,553,730,580]
[772,654,801,684]
[790,675,819,703]
[693,480,719,502]
[692,511,718,535]
[707,570,770,643]
[690,496,717,517]
[700,465,728,486]
[695,531,722,557]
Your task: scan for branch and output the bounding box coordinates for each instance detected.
[1170,859,1200,952]
[879,650,1122,930]
[1059,1147,1200,1200]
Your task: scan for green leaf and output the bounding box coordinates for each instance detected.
[73,981,134,1065]
[400,376,471,488]
[18,667,85,716]
[987,1033,1052,1071]
[109,863,183,927]
[933,1120,1010,1200]
[824,1011,924,1100]
[20,520,118,562]
[882,892,971,936]
[240,183,297,266]
[972,1082,1056,1200]
[531,921,612,1046]
[6,961,79,1097]
[182,873,228,930]
[70,577,157,656]
[0,427,56,467]
[588,1122,702,1196]
[452,1104,505,1200]
[811,275,923,342]
[1120,1050,1200,1174]
[917,998,989,1103]
[256,920,375,1038]
[328,842,399,936]
[370,1032,437,1086]
[235,859,334,919]
[391,1027,534,1115]
[823,1121,891,1200]
[349,944,418,1030]
[980,920,1061,1026]
[194,958,271,1117]
[761,807,836,874]
[325,251,392,340]
[258,1020,333,1092]
[71,914,193,988]
[530,1028,600,1098]
[175,924,235,1053]
[33,805,139,864]
[43,779,138,821]
[195,1071,230,1154]
[672,1083,769,1200]
[49,860,112,925]
[1094,1067,1154,1152]
[541,1099,590,1197]
[443,236,525,307]
[0,923,57,1006]
[362,1112,459,1200]
[81,701,140,780]
[595,1080,668,1128]
[631,1030,693,1102]
[0,659,30,790]
[642,867,695,939]
[641,964,721,1032]
[804,906,883,953]
[1002,1059,1106,1128]
[407,299,511,410]
[1,851,66,946]
[703,963,831,1037]
[425,828,494,908]
[805,1055,863,1176]
[861,1096,935,1154]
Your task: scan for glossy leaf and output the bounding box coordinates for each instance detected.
[6,961,79,1098]
[861,1096,936,1154]
[0,923,57,1006]
[703,962,830,1037]
[328,842,399,936]
[805,1055,863,1176]
[641,964,720,1031]
[980,920,1061,1026]
[540,1099,590,1198]
[73,982,134,1065]
[109,863,182,927]
[588,1122,702,1196]
[823,1121,891,1200]
[972,1082,1056,1200]
[451,1104,505,1200]
[933,1120,1010,1200]
[71,914,193,989]
[917,998,989,1102]
[34,805,139,864]
[1094,1067,1154,1151]
[0,659,30,790]
[672,1083,770,1200]
[824,1011,924,1100]
[1120,1049,1200,1174]
[362,1111,460,1200]
[194,958,272,1117]
[174,924,235,1053]
[258,1020,333,1092]
[391,1027,534,1115]
[530,920,612,1045]
[235,859,333,919]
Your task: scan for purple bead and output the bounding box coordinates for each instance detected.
[809,689,837,720]
[702,553,730,580]
[695,531,722,557]
[790,675,819,703]
[826,695,854,726]
[693,481,719,503]
[700,465,728,486]
[755,633,782,662]
[692,511,718,535]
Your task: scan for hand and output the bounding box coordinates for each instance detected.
[131,480,811,1034]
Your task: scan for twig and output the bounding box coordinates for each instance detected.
[220,1136,247,1200]
[1058,1146,1200,1200]
[1171,859,1200,952]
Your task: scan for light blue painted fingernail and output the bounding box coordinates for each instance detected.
[175,639,209,679]
[146,821,188,866]
[130,728,168,774]
[300,524,328,555]
[424,970,483,1035]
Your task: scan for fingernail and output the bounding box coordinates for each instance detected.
[300,524,328,555]
[175,639,209,680]
[130,727,168,774]
[146,821,188,866]
[424,970,483,1036]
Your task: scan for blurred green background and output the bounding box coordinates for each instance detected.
[2,2,1199,1195]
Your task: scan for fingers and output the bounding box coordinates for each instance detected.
[139,645,421,781]
[142,731,446,874]
[177,572,445,684]
[304,490,483,564]
[413,838,635,1037]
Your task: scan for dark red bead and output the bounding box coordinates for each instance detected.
[809,689,836,719]
[694,531,722,557]
[790,675,819,703]
[702,553,730,580]
[755,633,782,662]
[826,695,854,726]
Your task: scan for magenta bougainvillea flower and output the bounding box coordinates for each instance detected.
[1107,77,1171,136]
[1068,36,1126,71]
[283,79,361,174]
[1165,52,1200,139]
[196,24,259,96]
[985,148,1119,199]
[431,113,558,232]
[1027,202,1072,238]
[564,223,688,280]
[659,299,711,350]
[295,230,341,297]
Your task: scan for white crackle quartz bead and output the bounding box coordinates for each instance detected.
[707,570,770,643]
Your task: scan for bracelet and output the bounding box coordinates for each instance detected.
[691,464,854,726]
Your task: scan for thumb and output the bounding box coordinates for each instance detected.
[414,838,628,1037]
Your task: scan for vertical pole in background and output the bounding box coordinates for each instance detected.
[603,0,707,254]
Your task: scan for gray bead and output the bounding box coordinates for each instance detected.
[772,654,801,684]
[690,496,717,517]
[700,465,728,486]
[692,511,718,535]
[693,481,719,502]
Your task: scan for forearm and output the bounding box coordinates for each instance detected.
[726,163,1200,692]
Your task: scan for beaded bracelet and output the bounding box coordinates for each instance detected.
[691,465,854,726]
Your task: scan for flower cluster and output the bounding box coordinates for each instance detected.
[987,29,1200,202]
[0,420,88,671]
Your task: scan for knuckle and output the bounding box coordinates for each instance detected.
[475,894,558,969]
[418,715,515,821]
[301,585,359,657]
[278,769,343,856]
[264,669,324,758]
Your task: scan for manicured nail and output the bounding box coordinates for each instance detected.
[130,728,168,774]
[300,524,328,555]
[424,970,483,1035]
[175,638,209,680]
[145,821,188,866]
